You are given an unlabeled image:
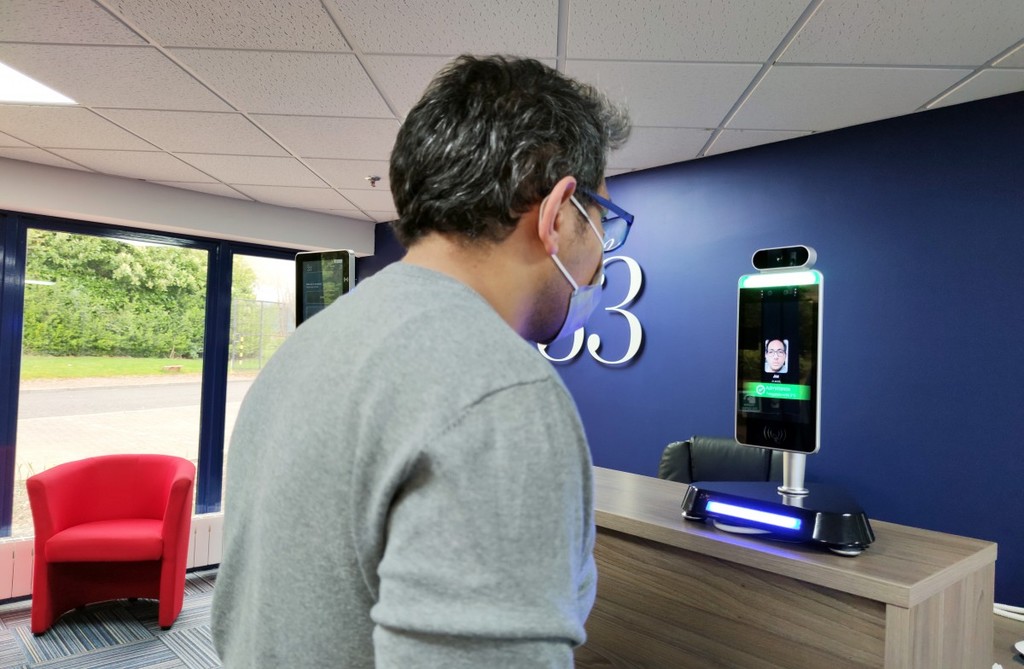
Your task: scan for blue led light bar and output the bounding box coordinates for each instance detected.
[706,501,802,530]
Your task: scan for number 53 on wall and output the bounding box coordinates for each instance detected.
[537,255,644,366]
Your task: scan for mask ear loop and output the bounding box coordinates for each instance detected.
[541,192,582,290]
[550,254,580,291]
[567,195,607,286]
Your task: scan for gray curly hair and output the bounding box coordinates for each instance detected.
[389,55,630,247]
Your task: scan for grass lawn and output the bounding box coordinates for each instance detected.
[20,355,204,380]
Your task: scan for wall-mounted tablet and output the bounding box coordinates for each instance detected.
[295,249,355,326]
[735,269,822,454]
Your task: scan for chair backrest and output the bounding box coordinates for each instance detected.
[658,436,783,484]
[28,454,195,529]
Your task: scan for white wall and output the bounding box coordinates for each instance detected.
[0,158,375,253]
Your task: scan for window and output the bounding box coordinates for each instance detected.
[222,253,296,504]
[14,229,208,536]
[0,212,299,534]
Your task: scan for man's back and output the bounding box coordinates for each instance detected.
[212,262,596,667]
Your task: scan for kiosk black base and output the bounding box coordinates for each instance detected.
[681,481,875,556]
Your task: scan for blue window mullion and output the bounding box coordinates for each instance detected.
[0,214,27,536]
[195,242,233,514]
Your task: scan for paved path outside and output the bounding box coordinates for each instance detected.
[11,374,255,536]
[18,377,253,418]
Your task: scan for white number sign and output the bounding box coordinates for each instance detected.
[538,255,644,366]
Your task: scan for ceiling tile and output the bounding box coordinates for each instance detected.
[364,56,556,118]
[253,116,400,160]
[705,129,811,157]
[0,148,92,171]
[337,188,395,212]
[366,211,398,223]
[0,0,144,45]
[0,106,156,150]
[332,0,555,57]
[48,149,218,182]
[994,44,1024,68]
[566,61,761,127]
[608,127,712,171]
[567,0,808,61]
[99,110,287,156]
[176,154,327,187]
[0,44,230,111]
[781,0,1024,66]
[928,69,1024,109]
[729,65,969,131]
[106,0,349,51]
[363,55,451,117]
[171,49,391,116]
[0,131,32,148]
[231,185,356,210]
[153,182,253,200]
[305,158,390,190]
[363,56,556,119]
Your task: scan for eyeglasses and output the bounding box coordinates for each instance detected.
[766,349,787,357]
[579,189,634,253]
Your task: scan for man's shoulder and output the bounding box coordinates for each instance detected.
[358,264,557,381]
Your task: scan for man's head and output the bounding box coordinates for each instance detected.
[389,55,630,247]
[766,339,788,372]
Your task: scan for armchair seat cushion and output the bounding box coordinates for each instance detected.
[45,519,164,562]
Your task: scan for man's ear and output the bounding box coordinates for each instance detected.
[537,176,577,255]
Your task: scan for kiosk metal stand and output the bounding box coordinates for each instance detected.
[779,451,808,495]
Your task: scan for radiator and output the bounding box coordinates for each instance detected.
[0,512,224,601]
[188,512,225,570]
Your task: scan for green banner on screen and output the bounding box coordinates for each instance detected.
[743,382,811,400]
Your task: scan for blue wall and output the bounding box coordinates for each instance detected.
[355,224,405,281]
[555,92,1024,604]
[362,92,1024,604]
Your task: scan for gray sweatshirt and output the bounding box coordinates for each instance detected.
[212,262,596,668]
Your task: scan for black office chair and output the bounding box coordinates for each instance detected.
[658,435,783,484]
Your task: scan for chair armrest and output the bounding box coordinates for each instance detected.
[160,459,196,544]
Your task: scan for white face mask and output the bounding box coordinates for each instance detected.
[544,196,605,344]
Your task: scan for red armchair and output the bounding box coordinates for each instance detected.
[26,454,196,634]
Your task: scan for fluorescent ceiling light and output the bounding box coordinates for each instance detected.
[0,61,76,105]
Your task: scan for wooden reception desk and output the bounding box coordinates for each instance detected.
[577,468,997,669]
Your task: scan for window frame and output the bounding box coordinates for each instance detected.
[0,210,297,530]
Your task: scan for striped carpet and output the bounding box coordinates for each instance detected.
[0,569,220,668]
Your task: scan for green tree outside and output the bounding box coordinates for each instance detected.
[23,231,217,358]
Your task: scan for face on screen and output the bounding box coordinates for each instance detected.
[764,339,788,373]
[735,272,821,454]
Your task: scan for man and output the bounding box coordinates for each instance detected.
[211,55,631,668]
[764,338,788,374]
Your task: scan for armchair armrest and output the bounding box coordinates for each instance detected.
[161,459,196,546]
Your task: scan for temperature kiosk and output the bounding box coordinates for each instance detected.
[681,246,873,555]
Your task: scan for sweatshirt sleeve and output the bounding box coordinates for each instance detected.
[369,377,596,668]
